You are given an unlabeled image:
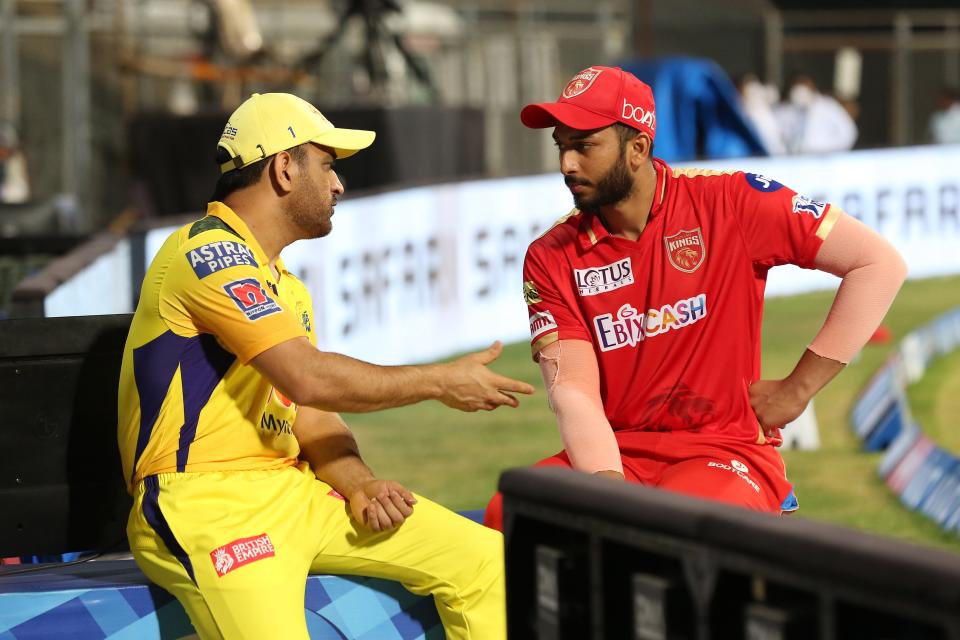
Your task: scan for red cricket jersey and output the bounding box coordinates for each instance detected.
[524,159,840,446]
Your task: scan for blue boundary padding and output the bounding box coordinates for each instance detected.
[851,364,898,438]
[851,306,960,537]
[919,465,960,526]
[901,447,956,511]
[862,400,906,452]
[0,566,443,640]
[878,422,920,479]
[0,509,490,638]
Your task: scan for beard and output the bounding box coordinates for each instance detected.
[285,176,334,239]
[566,153,635,214]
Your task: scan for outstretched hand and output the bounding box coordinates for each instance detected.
[348,479,418,533]
[438,341,535,412]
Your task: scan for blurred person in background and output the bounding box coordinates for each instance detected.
[0,122,30,205]
[777,74,858,154]
[736,73,787,155]
[118,92,532,640]
[928,86,960,144]
[483,66,906,531]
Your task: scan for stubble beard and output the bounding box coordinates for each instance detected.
[571,153,635,215]
[286,178,333,240]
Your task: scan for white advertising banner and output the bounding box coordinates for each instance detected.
[692,144,960,295]
[100,145,960,362]
[44,238,132,318]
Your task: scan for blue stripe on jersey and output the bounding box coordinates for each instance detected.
[132,331,190,481]
[175,333,235,471]
[142,475,195,583]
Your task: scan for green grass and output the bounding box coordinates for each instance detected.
[345,274,960,551]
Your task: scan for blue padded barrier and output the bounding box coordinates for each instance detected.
[0,559,443,640]
[0,508,488,639]
[862,399,908,452]
[852,306,960,535]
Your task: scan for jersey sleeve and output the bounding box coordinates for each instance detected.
[729,172,841,269]
[286,274,318,348]
[161,231,307,363]
[523,241,591,359]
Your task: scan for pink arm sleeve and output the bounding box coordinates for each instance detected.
[538,340,623,474]
[809,212,908,363]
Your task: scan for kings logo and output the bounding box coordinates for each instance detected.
[665,228,706,273]
[562,67,603,99]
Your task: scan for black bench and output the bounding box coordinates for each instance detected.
[0,314,132,558]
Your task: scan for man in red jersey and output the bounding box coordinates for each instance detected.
[484,66,907,530]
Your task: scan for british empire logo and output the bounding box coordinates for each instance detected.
[664,228,706,273]
[562,68,603,99]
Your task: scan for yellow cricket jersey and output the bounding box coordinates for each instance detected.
[118,201,316,493]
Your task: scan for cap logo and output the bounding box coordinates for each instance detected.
[562,67,603,99]
[622,99,656,132]
[221,123,238,141]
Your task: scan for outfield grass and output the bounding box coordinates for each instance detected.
[345,274,960,552]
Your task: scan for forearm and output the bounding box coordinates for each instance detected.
[551,385,623,474]
[252,338,443,413]
[782,348,846,404]
[303,350,442,413]
[252,337,529,414]
[294,410,375,497]
[540,339,622,475]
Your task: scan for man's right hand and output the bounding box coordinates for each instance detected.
[436,341,535,411]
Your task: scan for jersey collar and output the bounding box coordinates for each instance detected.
[577,158,670,251]
[205,201,290,276]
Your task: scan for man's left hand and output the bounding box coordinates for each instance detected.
[348,480,417,533]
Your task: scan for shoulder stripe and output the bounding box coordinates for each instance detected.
[816,204,843,241]
[670,167,735,179]
[189,216,243,240]
[534,208,582,242]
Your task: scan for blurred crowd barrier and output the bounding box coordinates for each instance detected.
[501,466,960,639]
[10,143,960,363]
[852,306,960,535]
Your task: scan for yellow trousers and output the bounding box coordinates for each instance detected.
[127,463,505,639]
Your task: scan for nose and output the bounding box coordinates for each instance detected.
[331,171,344,196]
[560,150,579,176]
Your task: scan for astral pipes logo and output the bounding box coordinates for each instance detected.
[707,460,760,493]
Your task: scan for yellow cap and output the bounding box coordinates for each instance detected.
[217,93,376,173]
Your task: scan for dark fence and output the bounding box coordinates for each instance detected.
[128,107,486,218]
[0,314,133,557]
[501,466,960,640]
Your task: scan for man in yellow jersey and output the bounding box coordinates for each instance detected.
[118,92,534,640]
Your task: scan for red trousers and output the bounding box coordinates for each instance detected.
[484,429,795,531]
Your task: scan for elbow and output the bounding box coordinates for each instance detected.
[280,380,313,408]
[892,251,908,287]
[284,378,345,412]
[278,375,321,409]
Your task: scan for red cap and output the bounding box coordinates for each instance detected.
[520,66,656,140]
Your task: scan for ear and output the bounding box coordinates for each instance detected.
[629,133,653,168]
[269,150,298,195]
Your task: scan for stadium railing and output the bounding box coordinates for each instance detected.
[501,466,960,640]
